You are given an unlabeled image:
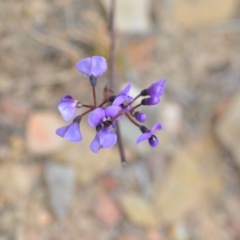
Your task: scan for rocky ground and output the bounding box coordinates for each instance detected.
[1,0,240,239]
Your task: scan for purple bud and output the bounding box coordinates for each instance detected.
[108,95,116,103]
[134,111,146,122]
[147,80,166,97]
[90,75,97,87]
[141,97,160,106]
[148,135,159,147]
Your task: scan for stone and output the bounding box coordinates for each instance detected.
[119,194,157,227]
[159,102,183,155]
[99,174,119,192]
[161,102,182,135]
[167,222,189,240]
[101,0,151,33]
[35,208,52,227]
[26,111,65,154]
[24,0,49,17]
[154,134,224,224]
[44,161,75,218]
[0,164,32,205]
[168,0,238,30]
[146,228,163,240]
[216,91,240,167]
[8,135,26,162]
[94,193,122,227]
[124,37,158,72]
[0,97,30,122]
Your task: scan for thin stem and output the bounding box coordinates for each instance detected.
[126,113,141,128]
[92,86,97,107]
[131,94,141,104]
[108,0,115,91]
[82,104,95,109]
[98,99,109,107]
[115,122,127,167]
[81,109,92,117]
[130,103,142,113]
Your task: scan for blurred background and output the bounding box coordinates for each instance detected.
[1,0,240,239]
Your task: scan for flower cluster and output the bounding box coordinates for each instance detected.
[56,56,166,153]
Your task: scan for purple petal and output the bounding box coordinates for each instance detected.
[61,95,74,101]
[127,96,134,103]
[150,123,162,134]
[56,122,82,142]
[58,100,77,121]
[156,79,166,85]
[98,129,117,149]
[88,108,105,127]
[89,134,101,153]
[147,79,166,97]
[119,104,131,112]
[90,56,107,77]
[136,132,152,144]
[112,95,126,105]
[105,106,122,119]
[120,83,131,96]
[76,57,91,77]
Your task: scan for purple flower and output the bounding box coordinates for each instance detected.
[76,56,107,78]
[58,95,79,121]
[136,123,162,147]
[112,83,134,106]
[88,106,122,129]
[56,116,82,142]
[141,80,166,97]
[141,96,160,106]
[90,128,117,153]
[134,111,146,122]
[88,106,122,152]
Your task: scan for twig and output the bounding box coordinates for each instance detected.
[115,123,127,167]
[108,0,115,91]
[108,0,127,166]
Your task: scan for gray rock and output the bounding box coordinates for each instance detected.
[154,135,224,224]
[44,161,75,218]
[26,111,65,154]
[100,0,151,34]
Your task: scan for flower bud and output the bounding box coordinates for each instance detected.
[147,80,166,97]
[141,97,160,106]
[108,95,116,103]
[148,135,159,147]
[90,75,97,87]
[134,111,146,122]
